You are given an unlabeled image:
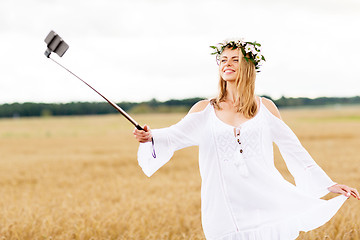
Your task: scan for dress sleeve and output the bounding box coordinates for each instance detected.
[264,107,337,198]
[137,108,205,177]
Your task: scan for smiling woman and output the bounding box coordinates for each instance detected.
[133,38,359,240]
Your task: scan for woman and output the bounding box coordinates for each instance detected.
[133,39,359,240]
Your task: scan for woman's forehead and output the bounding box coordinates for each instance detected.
[220,48,240,58]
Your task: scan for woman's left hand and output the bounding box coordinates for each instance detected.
[328,183,360,200]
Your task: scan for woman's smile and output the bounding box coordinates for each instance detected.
[223,68,235,74]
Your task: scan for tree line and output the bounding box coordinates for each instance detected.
[0,96,359,118]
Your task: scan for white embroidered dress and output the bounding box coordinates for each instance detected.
[137,97,348,240]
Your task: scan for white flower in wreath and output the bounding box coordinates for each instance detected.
[222,39,235,46]
[252,47,259,55]
[244,44,256,54]
[235,42,242,48]
[244,44,251,53]
[255,54,262,61]
[237,38,245,45]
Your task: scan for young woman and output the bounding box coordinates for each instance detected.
[133,39,359,240]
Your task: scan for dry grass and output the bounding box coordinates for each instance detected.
[0,105,359,240]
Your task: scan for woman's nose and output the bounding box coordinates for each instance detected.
[225,60,233,67]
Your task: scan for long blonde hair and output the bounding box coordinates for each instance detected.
[210,47,257,118]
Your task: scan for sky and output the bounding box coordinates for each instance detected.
[1,0,359,103]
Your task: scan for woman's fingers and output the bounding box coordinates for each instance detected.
[341,185,352,197]
[143,124,150,132]
[133,129,149,137]
[329,184,359,199]
[350,188,360,200]
[337,187,350,197]
[133,130,150,139]
[133,125,153,143]
[337,185,360,199]
[133,130,151,139]
[133,133,151,143]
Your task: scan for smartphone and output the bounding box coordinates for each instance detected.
[44,30,69,57]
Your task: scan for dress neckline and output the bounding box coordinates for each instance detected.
[211,97,263,129]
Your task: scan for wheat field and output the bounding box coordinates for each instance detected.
[0,105,359,240]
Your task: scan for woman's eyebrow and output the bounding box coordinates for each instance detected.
[221,56,239,59]
[220,56,239,60]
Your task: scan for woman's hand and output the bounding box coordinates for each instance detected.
[328,183,360,200]
[133,124,153,143]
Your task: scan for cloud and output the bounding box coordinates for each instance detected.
[0,0,359,103]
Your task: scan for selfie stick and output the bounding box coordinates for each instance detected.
[44,30,145,131]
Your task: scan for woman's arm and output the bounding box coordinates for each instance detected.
[263,97,359,200]
[133,100,209,143]
[133,100,209,177]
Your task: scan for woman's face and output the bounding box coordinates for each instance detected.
[219,47,240,82]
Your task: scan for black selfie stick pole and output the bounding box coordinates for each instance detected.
[47,57,144,131]
[43,30,144,131]
[44,30,156,158]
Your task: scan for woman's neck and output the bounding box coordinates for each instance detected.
[224,81,256,106]
[225,81,237,103]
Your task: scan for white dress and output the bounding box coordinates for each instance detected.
[137,97,348,240]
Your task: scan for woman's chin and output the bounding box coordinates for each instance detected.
[223,78,236,82]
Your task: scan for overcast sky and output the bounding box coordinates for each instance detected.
[1,0,359,103]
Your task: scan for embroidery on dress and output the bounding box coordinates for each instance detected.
[217,130,237,162]
[212,103,264,177]
[238,116,263,160]
[214,121,249,176]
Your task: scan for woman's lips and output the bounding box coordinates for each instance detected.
[224,69,235,74]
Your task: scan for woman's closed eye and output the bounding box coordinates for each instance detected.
[221,58,238,63]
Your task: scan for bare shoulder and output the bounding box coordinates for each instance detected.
[261,97,282,120]
[188,100,210,114]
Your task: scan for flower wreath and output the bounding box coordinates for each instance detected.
[210,38,266,72]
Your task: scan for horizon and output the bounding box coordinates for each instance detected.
[1,94,360,105]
